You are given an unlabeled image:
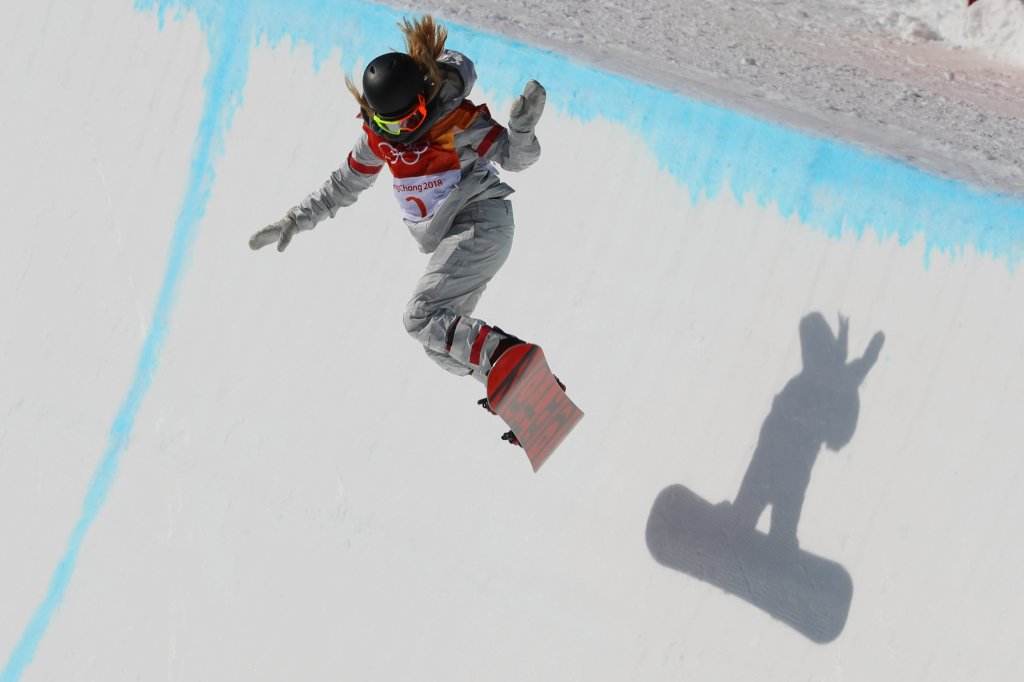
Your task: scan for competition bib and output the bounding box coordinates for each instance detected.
[392,168,462,221]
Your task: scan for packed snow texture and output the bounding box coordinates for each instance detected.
[388,0,1024,196]
[866,0,1024,66]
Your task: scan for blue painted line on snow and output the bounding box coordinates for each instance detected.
[0,3,249,680]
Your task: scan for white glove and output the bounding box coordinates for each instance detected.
[249,214,302,252]
[509,80,546,134]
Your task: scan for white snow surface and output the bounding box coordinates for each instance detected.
[869,0,1024,66]
[389,0,1024,196]
[2,1,1024,681]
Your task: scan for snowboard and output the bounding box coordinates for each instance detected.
[485,343,583,471]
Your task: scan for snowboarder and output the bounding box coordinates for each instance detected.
[249,16,547,408]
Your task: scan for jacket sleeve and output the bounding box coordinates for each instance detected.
[463,106,541,172]
[288,130,384,231]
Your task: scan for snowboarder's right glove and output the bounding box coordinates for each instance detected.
[249,213,306,252]
[509,80,546,134]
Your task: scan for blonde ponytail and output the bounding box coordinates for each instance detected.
[346,15,448,115]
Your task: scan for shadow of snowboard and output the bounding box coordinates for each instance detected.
[646,484,852,643]
[644,314,884,643]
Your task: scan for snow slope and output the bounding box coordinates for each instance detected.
[2,0,1024,680]
[875,0,1024,66]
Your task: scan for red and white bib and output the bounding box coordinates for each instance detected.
[364,102,499,222]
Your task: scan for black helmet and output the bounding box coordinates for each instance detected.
[362,52,425,117]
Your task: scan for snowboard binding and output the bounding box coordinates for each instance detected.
[501,430,521,447]
[477,396,497,415]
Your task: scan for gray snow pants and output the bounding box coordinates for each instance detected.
[403,199,515,383]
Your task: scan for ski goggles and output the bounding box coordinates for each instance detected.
[372,94,427,136]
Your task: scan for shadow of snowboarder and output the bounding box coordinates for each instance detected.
[646,313,885,643]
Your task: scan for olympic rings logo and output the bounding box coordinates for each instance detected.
[375,141,430,166]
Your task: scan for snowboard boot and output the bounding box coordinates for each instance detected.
[475,326,524,413]
[487,326,525,372]
[475,325,525,415]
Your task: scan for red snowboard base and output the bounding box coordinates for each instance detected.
[485,344,583,471]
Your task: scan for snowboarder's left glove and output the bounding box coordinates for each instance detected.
[509,80,546,134]
[249,213,305,252]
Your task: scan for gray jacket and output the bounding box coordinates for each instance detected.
[289,51,541,253]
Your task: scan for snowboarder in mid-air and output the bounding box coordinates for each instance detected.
[250,16,577,454]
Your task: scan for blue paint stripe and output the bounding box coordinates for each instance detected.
[0,4,249,680]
